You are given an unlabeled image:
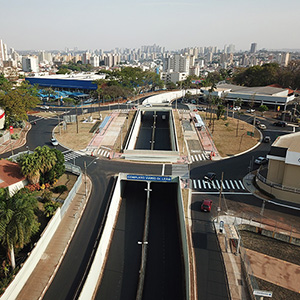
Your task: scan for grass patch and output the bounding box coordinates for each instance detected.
[199,112,260,157]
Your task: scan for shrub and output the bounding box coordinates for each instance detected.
[41,189,53,203]
[44,201,60,218]
[52,185,68,194]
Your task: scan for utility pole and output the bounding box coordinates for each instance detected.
[75,105,79,134]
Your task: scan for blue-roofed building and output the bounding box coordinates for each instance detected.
[25,73,106,92]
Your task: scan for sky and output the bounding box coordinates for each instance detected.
[1,0,300,52]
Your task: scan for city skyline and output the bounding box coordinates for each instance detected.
[1,0,300,52]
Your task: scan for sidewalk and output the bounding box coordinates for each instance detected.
[0,122,31,155]
[16,176,92,300]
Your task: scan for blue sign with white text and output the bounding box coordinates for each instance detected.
[127,175,172,182]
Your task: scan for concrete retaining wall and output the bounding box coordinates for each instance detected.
[79,175,122,300]
[169,111,178,151]
[126,110,141,150]
[1,162,82,300]
[256,177,300,204]
[238,223,300,246]
[177,182,190,300]
[143,89,201,105]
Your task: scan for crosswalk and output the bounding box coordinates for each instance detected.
[192,179,246,191]
[63,150,83,162]
[96,148,110,158]
[190,153,209,162]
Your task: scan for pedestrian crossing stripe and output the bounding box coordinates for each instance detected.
[62,150,83,162]
[190,153,208,162]
[192,179,246,191]
[97,149,110,158]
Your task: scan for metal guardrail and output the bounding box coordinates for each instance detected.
[257,171,300,194]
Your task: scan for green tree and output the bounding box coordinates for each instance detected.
[0,188,39,269]
[0,81,40,126]
[258,104,269,116]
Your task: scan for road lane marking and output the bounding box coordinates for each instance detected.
[162,164,165,175]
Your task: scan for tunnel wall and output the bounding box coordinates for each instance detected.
[169,110,178,151]
[79,175,122,300]
[125,110,142,150]
[177,182,190,300]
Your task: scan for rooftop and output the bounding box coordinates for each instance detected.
[0,160,26,188]
[273,131,300,152]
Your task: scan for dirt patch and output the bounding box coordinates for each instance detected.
[199,112,260,157]
[255,278,300,300]
[239,231,300,266]
[55,111,109,151]
[239,231,300,300]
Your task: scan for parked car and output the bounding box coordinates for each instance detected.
[201,199,213,212]
[247,109,255,113]
[263,136,271,143]
[203,172,216,182]
[254,156,269,165]
[41,105,50,110]
[144,103,152,107]
[51,138,58,146]
[273,121,287,127]
[126,100,132,104]
[197,106,207,111]
[233,106,241,111]
[258,123,266,130]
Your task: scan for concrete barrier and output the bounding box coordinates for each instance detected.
[176,180,190,300]
[79,175,122,300]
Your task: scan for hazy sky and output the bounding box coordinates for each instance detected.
[1,0,300,51]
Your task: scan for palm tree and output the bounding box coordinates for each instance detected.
[34,146,57,175]
[0,188,39,269]
[19,154,40,184]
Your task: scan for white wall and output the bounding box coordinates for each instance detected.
[79,175,122,300]
[142,89,201,105]
[126,110,142,150]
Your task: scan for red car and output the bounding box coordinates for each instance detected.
[201,199,213,212]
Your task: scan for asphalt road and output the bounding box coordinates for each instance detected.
[96,181,185,300]
[135,111,171,150]
[2,103,299,300]
[95,181,147,300]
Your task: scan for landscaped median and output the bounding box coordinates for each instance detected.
[0,150,83,300]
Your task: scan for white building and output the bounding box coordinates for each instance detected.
[90,55,100,67]
[22,56,39,73]
[201,83,295,106]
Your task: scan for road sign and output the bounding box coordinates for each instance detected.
[253,289,273,297]
[127,175,172,182]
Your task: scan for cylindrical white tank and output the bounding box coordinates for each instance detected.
[0,108,5,129]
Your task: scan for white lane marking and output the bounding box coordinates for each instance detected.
[162,164,165,175]
[225,180,230,189]
[211,181,216,189]
[234,180,240,189]
[239,180,245,189]
[202,180,206,189]
[229,180,235,189]
[193,179,197,189]
[216,180,220,190]
[192,192,252,195]
[197,180,201,189]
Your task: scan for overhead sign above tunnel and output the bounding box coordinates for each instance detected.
[127,174,172,182]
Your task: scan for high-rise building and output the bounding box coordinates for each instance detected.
[90,55,100,67]
[0,39,8,67]
[281,52,290,67]
[250,43,257,53]
[22,56,39,73]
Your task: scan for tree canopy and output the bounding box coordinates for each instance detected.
[0,81,40,127]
